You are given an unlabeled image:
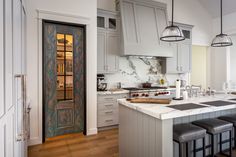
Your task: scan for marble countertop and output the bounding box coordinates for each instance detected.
[118,94,236,120]
[97,87,200,95]
[97,89,129,95]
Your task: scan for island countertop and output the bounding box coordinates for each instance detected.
[118,95,236,120]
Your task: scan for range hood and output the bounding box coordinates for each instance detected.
[117,0,174,57]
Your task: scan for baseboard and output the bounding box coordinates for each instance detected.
[28,128,98,145]
[98,125,118,131]
[86,127,98,135]
[28,137,42,146]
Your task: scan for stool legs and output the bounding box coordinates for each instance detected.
[229,130,232,157]
[203,137,206,157]
[234,126,236,148]
[186,142,188,157]
[211,134,215,157]
[220,133,222,153]
[220,130,232,157]
[179,142,182,157]
[193,140,196,157]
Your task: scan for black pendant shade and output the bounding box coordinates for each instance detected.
[211,0,233,47]
[160,0,185,42]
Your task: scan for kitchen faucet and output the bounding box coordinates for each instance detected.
[185,85,202,97]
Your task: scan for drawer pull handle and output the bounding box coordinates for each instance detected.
[105,98,114,100]
[105,119,113,122]
[105,104,113,107]
[105,111,113,114]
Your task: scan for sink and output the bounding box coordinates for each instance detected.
[168,103,207,111]
[201,100,235,107]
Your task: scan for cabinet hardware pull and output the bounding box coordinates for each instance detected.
[16,134,23,142]
[14,74,26,142]
[105,119,113,122]
[105,104,113,107]
[105,97,114,100]
[105,111,113,114]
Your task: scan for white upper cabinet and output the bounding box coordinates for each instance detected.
[97,9,120,74]
[163,23,193,74]
[117,0,173,57]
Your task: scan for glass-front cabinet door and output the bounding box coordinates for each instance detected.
[97,12,118,31]
[108,18,116,30]
[56,34,74,101]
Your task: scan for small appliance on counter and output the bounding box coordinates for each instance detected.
[97,74,107,91]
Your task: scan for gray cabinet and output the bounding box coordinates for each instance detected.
[97,93,128,128]
[117,0,173,57]
[97,9,120,74]
[164,23,193,74]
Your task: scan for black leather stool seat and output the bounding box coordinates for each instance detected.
[219,114,236,126]
[173,123,206,143]
[193,118,233,134]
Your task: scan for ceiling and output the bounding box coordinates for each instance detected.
[198,0,236,18]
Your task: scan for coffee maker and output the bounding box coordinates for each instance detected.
[97,74,107,91]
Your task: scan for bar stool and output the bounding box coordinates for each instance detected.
[173,123,206,157]
[219,114,236,148]
[193,118,233,157]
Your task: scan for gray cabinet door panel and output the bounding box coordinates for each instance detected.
[166,43,178,73]
[97,31,106,73]
[122,1,138,44]
[135,4,158,45]
[179,42,191,73]
[106,32,120,73]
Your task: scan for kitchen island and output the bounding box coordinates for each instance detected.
[118,95,236,157]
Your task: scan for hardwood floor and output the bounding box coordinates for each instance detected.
[28,129,118,157]
[29,128,236,157]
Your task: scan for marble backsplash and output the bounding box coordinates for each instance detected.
[104,56,188,89]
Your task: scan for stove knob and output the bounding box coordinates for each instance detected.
[155,93,159,96]
[136,94,139,97]
[145,94,149,97]
[142,93,146,96]
[132,94,136,97]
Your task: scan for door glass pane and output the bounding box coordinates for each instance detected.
[56,33,74,101]
[97,16,105,28]
[57,76,64,100]
[66,76,73,99]
[109,18,116,29]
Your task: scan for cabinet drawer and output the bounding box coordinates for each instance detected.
[98,108,118,116]
[98,102,118,111]
[98,95,116,103]
[98,114,118,127]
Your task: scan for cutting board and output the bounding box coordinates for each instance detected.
[128,98,171,104]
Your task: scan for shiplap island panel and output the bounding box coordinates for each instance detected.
[118,95,236,157]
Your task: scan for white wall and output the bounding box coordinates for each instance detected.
[98,0,213,46]
[209,12,236,90]
[213,12,236,35]
[26,0,97,145]
[210,47,229,90]
[230,35,236,81]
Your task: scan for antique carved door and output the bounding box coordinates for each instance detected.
[43,21,86,138]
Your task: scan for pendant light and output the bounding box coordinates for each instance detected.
[211,0,233,47]
[160,0,185,42]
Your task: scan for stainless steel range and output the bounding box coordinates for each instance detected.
[123,87,175,99]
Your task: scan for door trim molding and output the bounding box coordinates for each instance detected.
[29,9,98,146]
